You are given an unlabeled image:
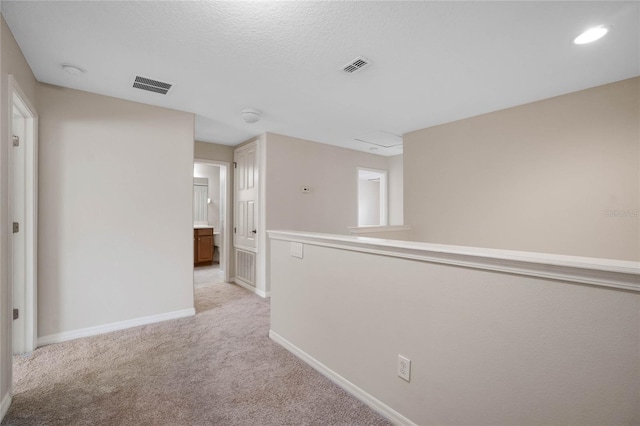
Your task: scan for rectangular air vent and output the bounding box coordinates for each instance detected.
[236,249,256,286]
[132,75,173,95]
[341,56,371,74]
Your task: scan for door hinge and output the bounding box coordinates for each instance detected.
[13,309,19,320]
[12,222,19,233]
[234,227,237,234]
[233,162,237,169]
[12,135,19,147]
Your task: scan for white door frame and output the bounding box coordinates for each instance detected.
[193,159,232,283]
[8,75,38,354]
[357,167,388,226]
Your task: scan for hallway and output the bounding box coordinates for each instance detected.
[3,283,389,425]
[194,264,224,287]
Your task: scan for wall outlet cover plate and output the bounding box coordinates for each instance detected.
[398,355,411,382]
[291,242,304,259]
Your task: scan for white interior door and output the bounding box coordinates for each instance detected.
[234,142,258,251]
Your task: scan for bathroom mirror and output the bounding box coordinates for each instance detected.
[193,177,208,224]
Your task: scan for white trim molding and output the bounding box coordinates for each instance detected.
[348,225,411,234]
[268,230,640,292]
[270,330,416,426]
[8,74,39,354]
[194,158,233,284]
[0,391,12,422]
[37,308,195,346]
[233,277,270,298]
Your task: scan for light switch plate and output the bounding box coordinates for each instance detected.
[291,242,304,259]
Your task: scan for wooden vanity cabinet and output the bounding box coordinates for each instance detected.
[194,228,214,265]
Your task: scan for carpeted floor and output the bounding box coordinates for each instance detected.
[193,264,224,286]
[3,282,390,426]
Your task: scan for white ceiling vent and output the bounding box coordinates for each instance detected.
[341,56,371,74]
[132,75,173,95]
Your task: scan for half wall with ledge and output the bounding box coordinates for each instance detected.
[347,224,412,241]
[268,230,639,426]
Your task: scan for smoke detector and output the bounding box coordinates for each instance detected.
[241,108,261,124]
[62,64,85,75]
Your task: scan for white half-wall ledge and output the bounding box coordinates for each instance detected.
[268,230,640,292]
[348,225,412,234]
[37,308,195,346]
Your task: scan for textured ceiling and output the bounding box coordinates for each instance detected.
[2,1,638,156]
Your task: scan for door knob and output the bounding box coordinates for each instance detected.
[252,230,257,234]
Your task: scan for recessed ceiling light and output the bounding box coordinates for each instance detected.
[62,64,85,75]
[574,26,608,45]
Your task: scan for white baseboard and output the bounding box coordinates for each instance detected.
[269,330,416,426]
[38,308,196,346]
[1,390,12,422]
[233,277,270,298]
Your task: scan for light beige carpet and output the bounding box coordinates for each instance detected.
[193,264,224,286]
[3,282,390,426]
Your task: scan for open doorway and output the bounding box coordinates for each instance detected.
[9,75,38,356]
[193,161,231,286]
[358,168,388,227]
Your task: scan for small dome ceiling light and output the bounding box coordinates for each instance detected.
[574,26,609,45]
[241,108,261,124]
[62,64,85,75]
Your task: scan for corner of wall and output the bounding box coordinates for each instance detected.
[0,12,39,413]
[0,391,12,423]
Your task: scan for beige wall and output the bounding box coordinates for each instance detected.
[205,133,405,293]
[37,84,195,337]
[265,132,391,234]
[404,77,640,261]
[194,140,233,164]
[0,14,39,410]
[270,237,640,425]
[261,132,402,294]
[388,155,403,225]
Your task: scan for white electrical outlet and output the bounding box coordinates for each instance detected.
[290,242,304,259]
[398,355,411,382]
